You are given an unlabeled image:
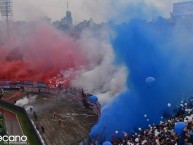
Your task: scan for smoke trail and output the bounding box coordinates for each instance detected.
[0,21,87,84]
[15,95,37,107]
[15,97,29,107]
[71,0,174,103]
[90,16,193,140]
[71,28,127,103]
[0,20,127,102]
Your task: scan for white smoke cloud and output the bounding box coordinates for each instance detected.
[15,95,37,107]
[15,97,29,107]
[71,29,128,103]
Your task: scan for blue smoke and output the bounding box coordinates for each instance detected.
[90,17,193,141]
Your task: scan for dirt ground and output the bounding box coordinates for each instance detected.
[3,89,98,145]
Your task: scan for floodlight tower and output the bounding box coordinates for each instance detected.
[67,0,69,10]
[0,0,13,39]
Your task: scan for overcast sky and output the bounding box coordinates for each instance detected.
[0,0,191,23]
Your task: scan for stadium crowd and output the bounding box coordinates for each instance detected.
[111,97,193,145]
[88,97,193,145]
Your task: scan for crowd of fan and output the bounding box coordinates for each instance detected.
[87,97,193,145]
[111,97,193,145]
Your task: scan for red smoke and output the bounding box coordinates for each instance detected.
[0,22,87,85]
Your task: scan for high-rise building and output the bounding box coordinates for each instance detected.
[53,1,73,31]
[61,10,73,29]
[171,1,193,23]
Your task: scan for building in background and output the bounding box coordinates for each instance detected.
[53,2,73,31]
[171,1,193,23]
[60,10,73,29]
